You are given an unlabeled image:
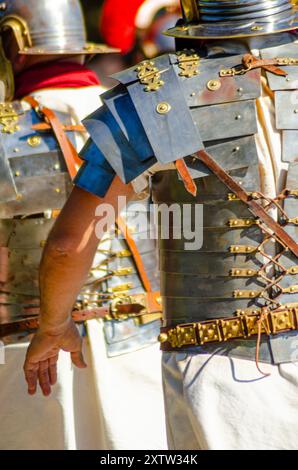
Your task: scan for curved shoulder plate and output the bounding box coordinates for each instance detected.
[0,100,75,217]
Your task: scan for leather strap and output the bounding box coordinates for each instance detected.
[175,159,197,197]
[32,123,86,132]
[194,149,298,258]
[116,215,153,293]
[24,95,82,179]
[0,306,109,338]
[242,54,287,76]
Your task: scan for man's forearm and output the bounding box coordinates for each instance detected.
[39,179,134,331]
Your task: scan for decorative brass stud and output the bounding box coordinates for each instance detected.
[158,333,168,343]
[156,102,171,114]
[27,135,41,147]
[207,79,221,91]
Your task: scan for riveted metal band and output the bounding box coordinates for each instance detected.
[159,305,298,349]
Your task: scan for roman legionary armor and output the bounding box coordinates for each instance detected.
[0,98,162,350]
[75,0,298,367]
[0,0,162,349]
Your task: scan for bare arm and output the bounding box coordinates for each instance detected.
[23,177,134,396]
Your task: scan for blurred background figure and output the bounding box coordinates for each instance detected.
[87,0,181,87]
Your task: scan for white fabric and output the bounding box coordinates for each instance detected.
[0,85,167,450]
[162,352,298,450]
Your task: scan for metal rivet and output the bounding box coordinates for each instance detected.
[190,92,195,97]
[55,188,61,193]
[156,102,171,114]
[54,163,60,171]
[294,109,298,114]
[15,171,20,177]
[235,114,242,120]
[13,148,20,153]
[206,79,221,91]
[237,87,243,93]
[27,135,41,147]
[233,146,240,152]
[16,193,22,201]
[286,77,291,82]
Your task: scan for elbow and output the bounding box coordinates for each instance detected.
[41,236,79,264]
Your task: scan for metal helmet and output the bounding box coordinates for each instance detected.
[0,0,117,55]
[165,0,298,40]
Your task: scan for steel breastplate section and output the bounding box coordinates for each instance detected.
[0,101,74,218]
[0,217,55,324]
[152,46,298,330]
[89,199,159,300]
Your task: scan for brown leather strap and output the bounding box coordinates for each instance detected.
[24,95,82,180]
[32,123,86,132]
[194,149,298,258]
[0,307,109,338]
[242,54,287,76]
[175,159,197,197]
[116,215,153,293]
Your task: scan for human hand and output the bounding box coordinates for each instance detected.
[23,319,87,396]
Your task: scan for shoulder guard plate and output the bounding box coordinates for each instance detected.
[0,100,75,217]
[79,49,262,192]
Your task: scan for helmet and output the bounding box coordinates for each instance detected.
[0,0,117,55]
[165,0,298,39]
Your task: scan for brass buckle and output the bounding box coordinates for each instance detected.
[220,63,252,77]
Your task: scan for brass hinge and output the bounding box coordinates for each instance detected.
[115,250,132,258]
[288,266,298,275]
[233,290,261,299]
[228,218,259,228]
[0,103,20,134]
[176,51,200,78]
[229,245,258,254]
[230,268,257,277]
[136,61,165,92]
[108,283,133,293]
[282,285,298,294]
[113,267,134,276]
[227,192,256,201]
[276,57,298,66]
[287,217,298,225]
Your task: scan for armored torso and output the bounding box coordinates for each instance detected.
[79,38,298,364]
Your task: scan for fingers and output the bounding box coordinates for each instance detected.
[24,362,39,396]
[38,360,51,396]
[48,355,58,386]
[71,350,87,369]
